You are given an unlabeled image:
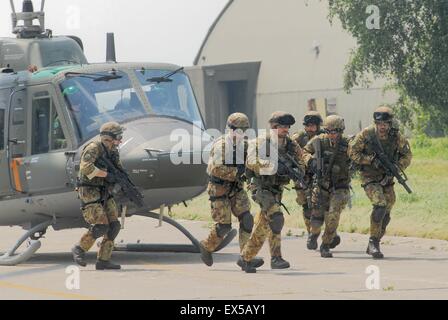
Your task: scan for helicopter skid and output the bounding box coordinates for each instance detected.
[114,212,236,253]
[0,220,53,266]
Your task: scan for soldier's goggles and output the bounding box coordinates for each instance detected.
[303,116,322,126]
[101,131,123,140]
[229,125,249,132]
[325,129,343,134]
[373,112,392,122]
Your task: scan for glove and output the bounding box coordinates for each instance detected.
[371,157,382,170]
[277,161,289,176]
[236,164,245,177]
[105,172,117,184]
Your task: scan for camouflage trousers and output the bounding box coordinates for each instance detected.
[241,189,284,261]
[310,188,350,245]
[78,193,119,262]
[364,183,396,240]
[201,182,253,253]
[295,186,312,233]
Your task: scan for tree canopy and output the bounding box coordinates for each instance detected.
[328,0,448,128]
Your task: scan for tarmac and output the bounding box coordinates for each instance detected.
[0,215,447,300]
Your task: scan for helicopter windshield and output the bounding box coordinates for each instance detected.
[60,70,148,141]
[60,69,204,142]
[134,69,203,127]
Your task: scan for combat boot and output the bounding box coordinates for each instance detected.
[199,243,213,266]
[306,233,319,250]
[320,244,333,258]
[71,245,87,267]
[366,237,384,259]
[95,260,121,270]
[329,234,341,249]
[271,256,290,269]
[237,257,264,270]
[238,257,257,273]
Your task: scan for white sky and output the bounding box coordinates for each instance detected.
[0,0,228,65]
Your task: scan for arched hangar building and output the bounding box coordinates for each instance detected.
[187,0,396,134]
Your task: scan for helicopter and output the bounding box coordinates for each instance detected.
[0,0,236,266]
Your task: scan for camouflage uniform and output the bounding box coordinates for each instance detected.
[72,122,124,269]
[201,134,252,253]
[303,117,351,258]
[199,113,265,267]
[348,107,412,258]
[241,112,305,271]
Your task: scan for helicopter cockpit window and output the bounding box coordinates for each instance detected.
[31,94,67,155]
[134,69,204,128]
[60,71,146,142]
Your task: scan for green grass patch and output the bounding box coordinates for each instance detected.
[169,138,448,240]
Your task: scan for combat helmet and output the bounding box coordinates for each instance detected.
[373,106,394,122]
[227,112,250,130]
[100,122,125,140]
[269,111,296,126]
[324,115,345,132]
[303,111,323,126]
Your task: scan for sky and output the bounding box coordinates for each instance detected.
[0,0,228,66]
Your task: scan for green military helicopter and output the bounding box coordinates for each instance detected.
[0,0,235,266]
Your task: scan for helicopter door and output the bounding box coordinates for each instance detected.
[25,86,70,193]
[0,88,8,195]
[7,88,29,194]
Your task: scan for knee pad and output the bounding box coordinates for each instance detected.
[269,212,284,235]
[372,206,387,223]
[107,221,121,241]
[382,214,391,228]
[90,224,109,239]
[238,211,254,233]
[216,223,232,238]
[310,215,324,228]
[303,208,312,220]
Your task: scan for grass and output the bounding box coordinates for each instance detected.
[168,138,448,240]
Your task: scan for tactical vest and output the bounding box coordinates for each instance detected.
[316,134,351,190]
[362,126,400,177]
[294,130,322,148]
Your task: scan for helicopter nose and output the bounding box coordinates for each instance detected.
[117,118,211,209]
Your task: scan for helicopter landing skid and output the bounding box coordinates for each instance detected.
[0,220,53,266]
[113,212,236,253]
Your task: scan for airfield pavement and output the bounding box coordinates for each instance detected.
[0,215,447,300]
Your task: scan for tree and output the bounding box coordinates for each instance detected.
[328,0,448,127]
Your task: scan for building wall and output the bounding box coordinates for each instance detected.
[195,0,397,134]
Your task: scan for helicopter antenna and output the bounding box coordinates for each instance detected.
[106,33,117,63]
[11,0,47,39]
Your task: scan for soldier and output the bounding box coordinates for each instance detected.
[348,106,412,259]
[291,111,324,250]
[199,113,263,269]
[239,111,305,273]
[71,122,125,270]
[302,115,351,258]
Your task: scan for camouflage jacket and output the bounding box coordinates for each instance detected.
[79,140,122,186]
[246,131,305,188]
[207,134,247,183]
[303,134,351,190]
[291,129,322,148]
[348,125,412,185]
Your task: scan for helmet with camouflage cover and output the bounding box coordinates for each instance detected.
[324,115,345,132]
[100,122,125,140]
[373,106,394,122]
[269,111,296,126]
[303,111,323,126]
[226,112,250,130]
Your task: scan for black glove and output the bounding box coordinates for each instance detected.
[277,161,289,176]
[105,172,117,184]
[236,164,245,177]
[371,157,382,170]
[308,158,318,174]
